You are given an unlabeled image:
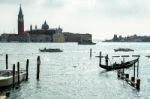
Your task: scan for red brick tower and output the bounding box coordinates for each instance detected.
[18,5,24,35]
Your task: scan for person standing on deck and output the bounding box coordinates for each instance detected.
[105,55,109,66]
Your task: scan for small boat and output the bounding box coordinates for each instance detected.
[0,70,26,88]
[78,40,96,45]
[100,58,139,71]
[39,48,63,52]
[145,55,150,58]
[114,48,134,52]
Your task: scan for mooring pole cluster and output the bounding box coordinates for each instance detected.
[98,52,141,90]
[4,54,41,88]
[3,54,42,98]
[117,58,140,90]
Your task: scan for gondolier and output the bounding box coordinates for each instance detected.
[105,55,109,66]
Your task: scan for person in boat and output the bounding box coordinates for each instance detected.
[113,62,117,68]
[105,55,109,66]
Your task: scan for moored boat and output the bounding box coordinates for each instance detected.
[39,48,63,52]
[114,48,134,52]
[100,58,139,71]
[0,70,26,88]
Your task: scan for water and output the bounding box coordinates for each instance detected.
[0,42,150,99]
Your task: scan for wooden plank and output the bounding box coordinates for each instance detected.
[95,56,105,58]
[121,55,129,57]
[132,55,140,57]
[112,56,120,58]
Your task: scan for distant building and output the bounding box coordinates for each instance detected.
[0,5,65,42]
[18,5,24,35]
[104,34,150,42]
[1,33,29,42]
[0,5,93,43]
[64,32,92,43]
[25,21,64,42]
[53,27,65,42]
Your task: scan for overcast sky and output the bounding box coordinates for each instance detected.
[0,0,150,40]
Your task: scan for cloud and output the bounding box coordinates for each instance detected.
[0,0,36,6]
[95,0,150,17]
[42,0,65,8]
[40,0,150,17]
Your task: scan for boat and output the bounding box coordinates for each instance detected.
[99,58,139,71]
[39,48,63,52]
[0,70,26,88]
[114,48,134,52]
[145,55,150,58]
[78,42,96,45]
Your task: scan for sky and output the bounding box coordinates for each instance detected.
[0,0,150,40]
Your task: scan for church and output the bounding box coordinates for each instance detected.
[0,5,93,43]
[1,5,65,42]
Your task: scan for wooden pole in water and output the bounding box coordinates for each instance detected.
[134,63,136,79]
[131,77,135,87]
[26,59,29,81]
[17,62,20,84]
[37,56,41,80]
[131,63,136,86]
[125,74,129,81]
[12,64,15,88]
[90,48,92,58]
[123,58,125,73]
[6,54,8,69]
[136,79,140,90]
[117,70,120,79]
[137,58,139,78]
[99,52,102,66]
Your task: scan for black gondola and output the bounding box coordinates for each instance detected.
[39,48,63,52]
[114,48,134,52]
[99,58,139,71]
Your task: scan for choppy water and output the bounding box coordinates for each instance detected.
[0,42,150,99]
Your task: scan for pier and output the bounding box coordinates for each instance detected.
[117,56,140,90]
[98,52,141,90]
[0,54,41,98]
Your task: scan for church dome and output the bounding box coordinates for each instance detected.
[42,21,49,30]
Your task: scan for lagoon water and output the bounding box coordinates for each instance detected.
[0,42,150,99]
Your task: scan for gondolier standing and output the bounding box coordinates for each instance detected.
[105,55,109,66]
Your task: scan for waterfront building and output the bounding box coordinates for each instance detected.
[18,5,24,35]
[0,5,92,43]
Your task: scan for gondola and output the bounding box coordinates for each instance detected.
[114,48,134,52]
[99,58,139,71]
[39,48,63,52]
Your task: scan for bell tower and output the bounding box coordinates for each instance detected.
[18,4,24,35]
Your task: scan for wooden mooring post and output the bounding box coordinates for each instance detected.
[37,56,41,80]
[12,64,15,88]
[117,58,140,90]
[99,52,102,66]
[90,48,92,58]
[26,59,29,81]
[6,54,8,69]
[17,62,20,84]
